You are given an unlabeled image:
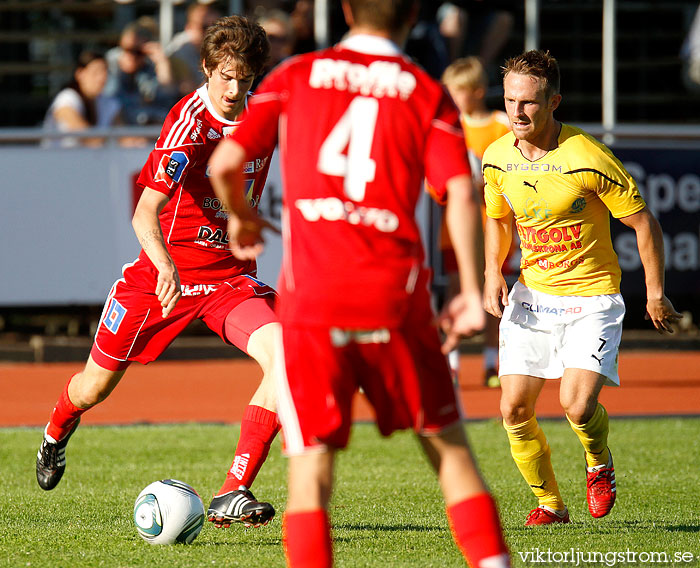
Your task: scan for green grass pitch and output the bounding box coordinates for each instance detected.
[2,418,700,567]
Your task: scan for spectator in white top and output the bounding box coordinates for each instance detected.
[43,50,119,147]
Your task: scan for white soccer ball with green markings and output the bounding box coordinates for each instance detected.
[133,479,205,545]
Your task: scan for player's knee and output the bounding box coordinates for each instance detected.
[561,396,595,425]
[500,398,534,425]
[69,381,104,408]
[246,322,279,374]
[70,368,120,408]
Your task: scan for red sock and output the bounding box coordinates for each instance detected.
[283,510,332,568]
[447,493,510,568]
[218,405,280,494]
[46,374,86,441]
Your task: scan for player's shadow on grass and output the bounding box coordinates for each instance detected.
[506,518,700,536]
[198,537,282,546]
[334,522,443,534]
[665,524,700,533]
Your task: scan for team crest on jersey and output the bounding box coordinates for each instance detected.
[570,197,586,213]
[103,298,127,334]
[243,161,255,174]
[207,128,221,140]
[244,179,258,207]
[154,151,189,188]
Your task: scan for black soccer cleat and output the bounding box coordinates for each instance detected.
[207,486,275,528]
[36,418,80,491]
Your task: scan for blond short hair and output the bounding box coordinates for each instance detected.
[442,57,488,90]
[503,50,560,98]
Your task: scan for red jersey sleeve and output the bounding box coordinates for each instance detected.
[230,68,285,159]
[136,114,200,198]
[423,92,471,203]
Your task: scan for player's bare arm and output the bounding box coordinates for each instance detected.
[618,207,682,333]
[484,213,513,318]
[132,186,181,318]
[209,138,276,260]
[438,174,486,353]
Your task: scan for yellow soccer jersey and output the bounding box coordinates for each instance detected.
[483,123,646,296]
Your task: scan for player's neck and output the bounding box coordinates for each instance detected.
[347,26,408,47]
[517,120,561,161]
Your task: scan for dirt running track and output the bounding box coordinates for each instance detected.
[1,351,700,427]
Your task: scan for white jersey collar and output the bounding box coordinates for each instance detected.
[196,84,249,125]
[339,34,402,57]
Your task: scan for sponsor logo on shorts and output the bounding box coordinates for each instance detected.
[181,284,219,297]
[330,327,390,347]
[521,302,582,316]
[104,298,127,334]
[154,151,189,188]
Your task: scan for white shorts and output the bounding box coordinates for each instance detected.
[498,282,625,386]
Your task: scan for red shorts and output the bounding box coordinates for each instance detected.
[276,288,462,455]
[91,260,277,371]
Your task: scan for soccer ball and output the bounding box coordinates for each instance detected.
[133,479,205,545]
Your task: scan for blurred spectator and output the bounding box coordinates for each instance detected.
[681,3,700,92]
[166,3,222,97]
[289,0,315,55]
[43,50,119,148]
[257,9,295,77]
[438,1,515,87]
[104,16,178,126]
[405,2,451,78]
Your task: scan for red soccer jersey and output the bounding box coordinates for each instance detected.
[136,85,272,284]
[231,35,470,326]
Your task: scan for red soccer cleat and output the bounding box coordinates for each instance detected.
[586,450,616,518]
[525,505,570,526]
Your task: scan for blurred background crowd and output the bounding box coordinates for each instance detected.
[1,0,700,135]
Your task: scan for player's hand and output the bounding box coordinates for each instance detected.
[155,264,181,318]
[227,214,280,260]
[437,291,486,354]
[645,296,682,334]
[483,272,509,318]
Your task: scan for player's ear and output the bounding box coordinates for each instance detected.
[341,1,354,28]
[549,93,562,112]
[202,60,211,80]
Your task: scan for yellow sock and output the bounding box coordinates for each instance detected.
[567,403,610,468]
[504,416,564,510]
